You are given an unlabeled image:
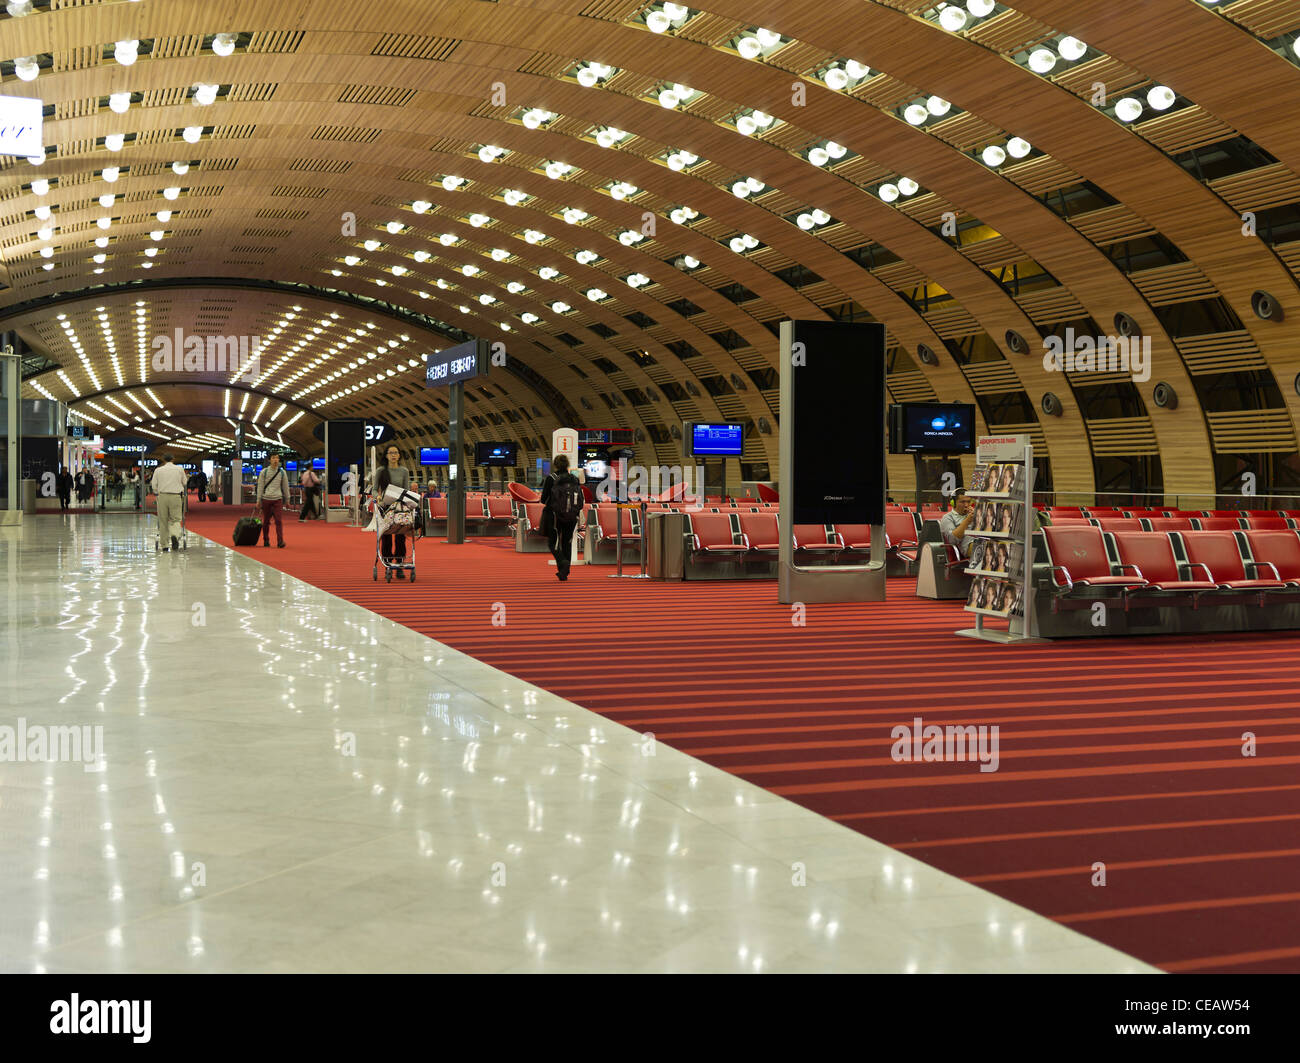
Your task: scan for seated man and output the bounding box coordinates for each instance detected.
[939,489,977,559]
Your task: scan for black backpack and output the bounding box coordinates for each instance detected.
[549,474,584,522]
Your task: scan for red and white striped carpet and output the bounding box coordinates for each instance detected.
[188,503,1300,972]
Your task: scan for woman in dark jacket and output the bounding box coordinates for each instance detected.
[376,444,412,578]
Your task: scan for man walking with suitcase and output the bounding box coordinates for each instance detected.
[255,453,289,548]
[151,457,187,551]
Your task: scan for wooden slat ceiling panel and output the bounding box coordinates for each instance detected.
[926,305,981,340]
[1275,240,1300,282]
[961,234,1028,270]
[1052,55,1148,99]
[1129,262,1220,306]
[1087,417,1160,456]
[1206,410,1297,453]
[1208,164,1300,211]
[872,260,928,291]
[1175,330,1269,374]
[963,360,1022,395]
[995,422,1048,453]
[1137,105,1239,156]
[887,371,938,402]
[1003,156,1084,197]
[848,75,921,111]
[928,112,1005,154]
[895,192,957,227]
[1069,204,1157,245]
[963,10,1056,56]
[1222,0,1300,37]
[1015,286,1087,325]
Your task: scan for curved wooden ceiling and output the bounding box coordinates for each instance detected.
[3,0,1299,492]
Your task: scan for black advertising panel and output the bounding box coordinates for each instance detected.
[425,339,486,388]
[325,418,364,495]
[789,320,886,527]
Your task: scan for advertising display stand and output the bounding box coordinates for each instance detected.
[955,436,1046,644]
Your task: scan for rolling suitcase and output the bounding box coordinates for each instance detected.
[233,514,262,546]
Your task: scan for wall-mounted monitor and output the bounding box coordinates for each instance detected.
[285,460,298,471]
[311,458,326,471]
[420,447,450,466]
[888,403,976,454]
[475,441,518,467]
[686,422,744,457]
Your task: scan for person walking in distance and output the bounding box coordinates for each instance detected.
[151,456,187,551]
[298,464,321,521]
[375,444,412,578]
[539,454,585,581]
[255,453,289,548]
[56,465,73,511]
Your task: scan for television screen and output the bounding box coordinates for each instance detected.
[891,403,976,454]
[420,447,450,466]
[312,458,326,471]
[690,423,744,457]
[475,442,518,467]
[285,460,298,471]
[577,443,609,482]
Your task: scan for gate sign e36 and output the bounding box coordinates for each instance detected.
[0,95,43,157]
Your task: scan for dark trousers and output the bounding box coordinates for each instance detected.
[58,491,70,510]
[381,531,407,560]
[549,519,577,576]
[299,487,318,520]
[260,499,284,545]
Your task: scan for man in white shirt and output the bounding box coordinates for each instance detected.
[151,457,188,551]
[255,453,289,548]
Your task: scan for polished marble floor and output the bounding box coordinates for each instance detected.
[0,515,1157,973]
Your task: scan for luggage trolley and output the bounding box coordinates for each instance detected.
[154,492,189,552]
[373,484,422,582]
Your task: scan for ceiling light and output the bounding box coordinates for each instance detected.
[413,250,430,262]
[105,133,125,151]
[391,265,407,276]
[808,147,829,167]
[150,229,164,240]
[1006,137,1032,158]
[108,92,131,114]
[981,145,1007,166]
[156,210,172,222]
[163,186,180,200]
[439,233,458,246]
[507,281,525,293]
[967,0,996,15]
[491,248,509,261]
[172,161,189,175]
[212,33,237,57]
[363,239,381,251]
[37,225,52,240]
[102,166,120,182]
[96,237,109,248]
[144,247,157,257]
[13,55,39,81]
[27,154,43,165]
[756,28,781,48]
[732,181,751,198]
[524,229,545,244]
[1027,49,1056,74]
[1147,85,1176,111]
[879,183,900,203]
[114,40,139,65]
[478,293,495,304]
[1057,36,1087,61]
[664,3,688,20]
[825,142,847,159]
[938,8,967,31]
[658,89,680,108]
[897,177,919,195]
[737,37,762,59]
[576,250,598,264]
[442,175,464,191]
[31,178,48,195]
[926,95,951,116]
[552,301,570,313]
[823,67,848,91]
[736,115,757,136]
[468,213,489,227]
[904,104,928,125]
[93,253,106,264]
[647,10,670,32]
[193,82,219,106]
[462,264,479,276]
[539,266,559,279]
[504,189,527,205]
[182,126,203,143]
[1115,97,1143,122]
[810,209,831,225]
[796,213,814,230]
[521,312,539,324]
[412,200,431,213]
[521,109,549,129]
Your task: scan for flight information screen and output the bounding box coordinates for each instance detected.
[425,340,483,387]
[691,423,743,457]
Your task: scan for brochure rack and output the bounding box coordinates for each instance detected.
[956,436,1045,644]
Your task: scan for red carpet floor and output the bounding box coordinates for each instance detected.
[188,502,1300,973]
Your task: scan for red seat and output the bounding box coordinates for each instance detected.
[1143,517,1194,532]
[1123,508,1168,518]
[737,512,779,551]
[1167,509,1204,518]
[1046,516,1093,527]
[1042,526,1146,590]
[486,496,515,520]
[1111,531,1216,591]
[1243,530,1300,587]
[507,481,539,504]
[1178,531,1285,590]
[1208,510,1245,518]
[756,483,779,503]
[1085,508,1124,518]
[520,503,548,542]
[1094,517,1145,532]
[688,512,748,553]
[595,506,639,546]
[836,524,873,551]
[1194,517,1245,531]
[1245,510,1281,518]
[1047,507,1086,518]
[792,524,844,551]
[428,497,449,519]
[1244,516,1292,531]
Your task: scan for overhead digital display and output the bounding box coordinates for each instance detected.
[889,403,976,454]
[425,339,485,388]
[420,447,450,466]
[475,442,518,467]
[688,423,744,457]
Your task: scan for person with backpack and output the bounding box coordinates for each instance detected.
[539,455,584,581]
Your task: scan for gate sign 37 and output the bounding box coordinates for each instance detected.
[364,420,394,444]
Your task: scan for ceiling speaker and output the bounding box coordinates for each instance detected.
[1152,382,1178,409]
[1005,329,1029,355]
[917,343,937,366]
[1251,290,1284,321]
[1114,312,1141,338]
[1041,392,1063,417]
[758,417,772,434]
